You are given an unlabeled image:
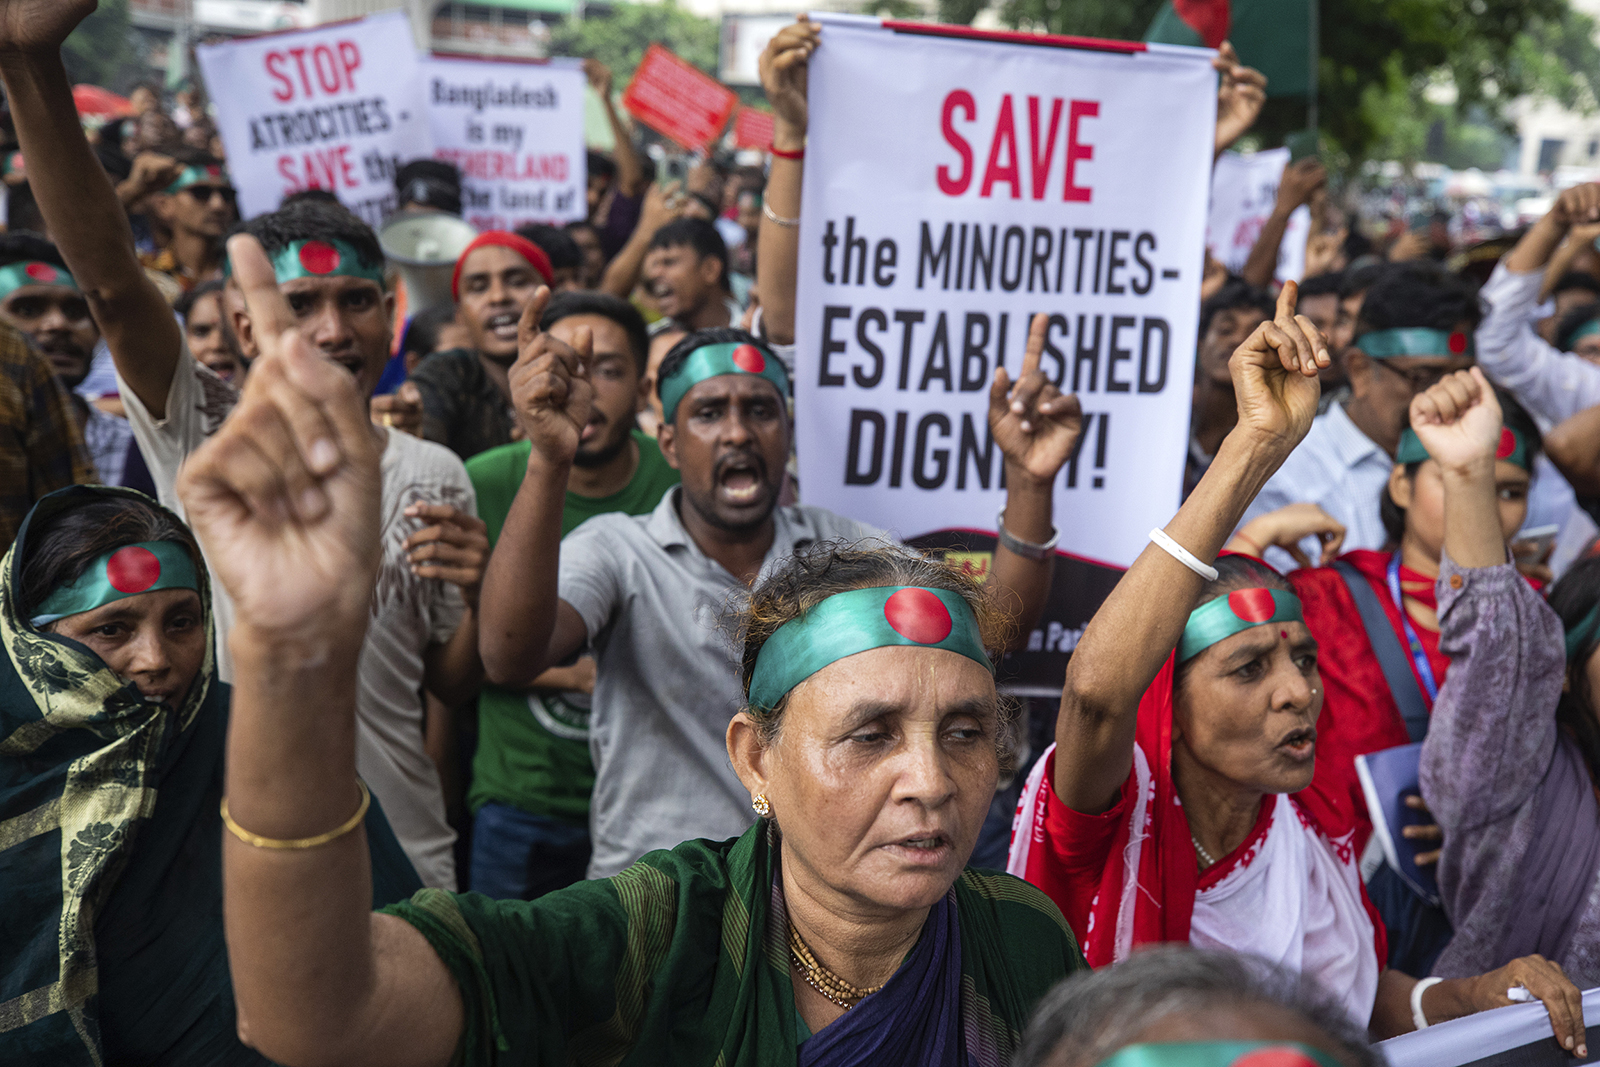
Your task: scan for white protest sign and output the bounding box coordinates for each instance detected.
[423,55,588,229]
[794,15,1215,569]
[197,11,431,228]
[1207,147,1311,284]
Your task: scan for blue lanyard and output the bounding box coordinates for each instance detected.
[1386,554,1440,703]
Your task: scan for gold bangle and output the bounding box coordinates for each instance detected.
[221,780,370,850]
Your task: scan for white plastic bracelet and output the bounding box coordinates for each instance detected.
[1411,976,1444,1030]
[1148,528,1219,581]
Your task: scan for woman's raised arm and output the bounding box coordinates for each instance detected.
[177,235,460,1067]
[1052,283,1329,813]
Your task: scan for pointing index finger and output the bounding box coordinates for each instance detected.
[517,285,552,358]
[1019,313,1047,381]
[226,234,296,360]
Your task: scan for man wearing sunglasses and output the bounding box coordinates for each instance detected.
[141,153,236,295]
[0,233,147,489]
[1241,261,1479,570]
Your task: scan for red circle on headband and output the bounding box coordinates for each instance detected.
[1497,426,1516,460]
[24,262,57,283]
[884,588,953,645]
[1228,587,1278,624]
[731,344,766,374]
[1448,331,1468,354]
[1232,1049,1324,1067]
[106,546,161,594]
[298,241,340,275]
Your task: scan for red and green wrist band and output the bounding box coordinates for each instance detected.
[659,341,791,423]
[1093,1041,1343,1067]
[1177,588,1304,663]
[0,261,78,301]
[261,239,387,288]
[747,586,991,712]
[1353,327,1474,359]
[1395,423,1531,471]
[166,164,232,195]
[30,541,200,628]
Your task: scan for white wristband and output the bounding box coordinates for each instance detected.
[1149,528,1219,581]
[1411,976,1444,1030]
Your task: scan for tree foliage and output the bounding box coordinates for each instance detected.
[547,0,720,82]
[980,0,1599,163]
[61,0,139,92]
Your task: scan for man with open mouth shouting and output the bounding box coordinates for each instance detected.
[408,231,555,462]
[479,311,1084,878]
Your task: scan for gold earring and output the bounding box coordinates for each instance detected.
[752,794,771,818]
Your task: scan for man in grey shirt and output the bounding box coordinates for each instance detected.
[481,316,1081,877]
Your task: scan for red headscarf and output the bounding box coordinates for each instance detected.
[450,231,553,300]
[1008,608,1384,969]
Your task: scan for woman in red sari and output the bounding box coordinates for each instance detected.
[1227,390,1541,974]
[1008,285,1580,1044]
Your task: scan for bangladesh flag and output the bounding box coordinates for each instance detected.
[1146,0,1313,97]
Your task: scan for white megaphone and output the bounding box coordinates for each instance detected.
[378,211,481,315]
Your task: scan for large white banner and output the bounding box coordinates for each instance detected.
[197,11,432,227]
[1207,146,1311,284]
[794,15,1215,569]
[423,55,588,229]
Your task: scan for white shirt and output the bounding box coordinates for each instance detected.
[1476,261,1600,425]
[118,349,472,889]
[1243,402,1394,571]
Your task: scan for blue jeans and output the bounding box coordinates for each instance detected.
[469,802,592,900]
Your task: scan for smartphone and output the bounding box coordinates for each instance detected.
[1285,130,1319,164]
[657,155,690,188]
[1512,523,1561,565]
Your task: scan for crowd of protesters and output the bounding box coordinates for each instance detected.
[8,5,1600,1067]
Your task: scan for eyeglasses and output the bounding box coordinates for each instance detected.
[1373,360,1454,392]
[181,185,237,207]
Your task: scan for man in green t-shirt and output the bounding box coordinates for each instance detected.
[466,291,678,898]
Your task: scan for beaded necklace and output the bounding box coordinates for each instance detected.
[787,922,886,1010]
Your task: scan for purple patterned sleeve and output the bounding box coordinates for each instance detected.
[1420,553,1565,833]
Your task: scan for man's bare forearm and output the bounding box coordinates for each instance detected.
[0,50,181,415]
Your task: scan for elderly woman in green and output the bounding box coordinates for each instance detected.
[180,234,1085,1067]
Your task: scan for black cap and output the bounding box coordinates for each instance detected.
[395,158,463,216]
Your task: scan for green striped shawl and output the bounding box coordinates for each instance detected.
[386,820,1085,1066]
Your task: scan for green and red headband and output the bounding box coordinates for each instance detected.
[660,341,791,424]
[1353,327,1474,360]
[0,260,78,301]
[1094,1041,1342,1067]
[1395,423,1531,471]
[1565,318,1600,350]
[30,541,200,628]
[748,586,991,711]
[166,163,232,195]
[1177,588,1304,663]
[260,239,386,288]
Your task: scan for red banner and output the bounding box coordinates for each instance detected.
[732,107,776,150]
[621,44,738,150]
